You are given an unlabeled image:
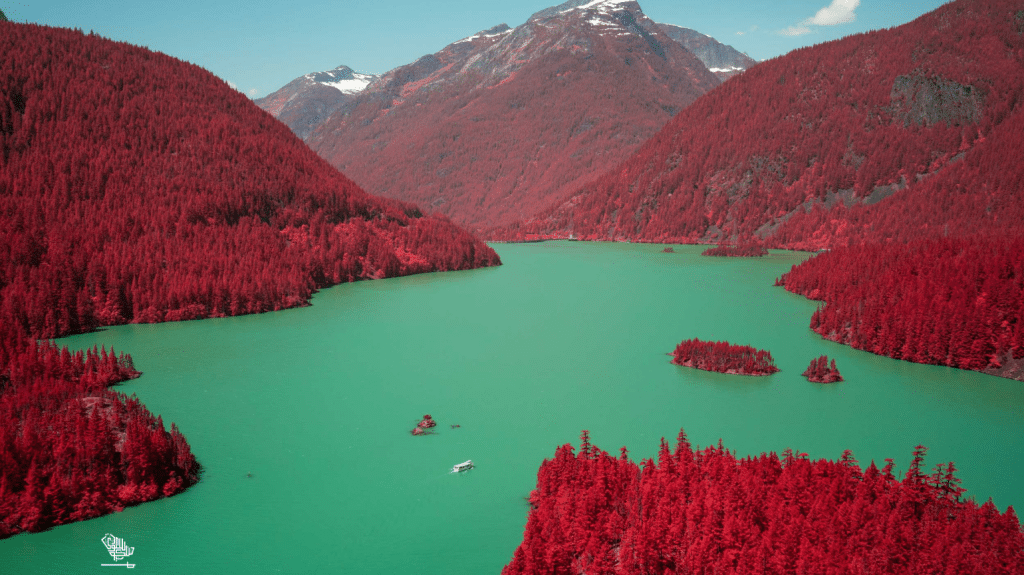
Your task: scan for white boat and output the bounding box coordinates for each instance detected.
[452,460,474,473]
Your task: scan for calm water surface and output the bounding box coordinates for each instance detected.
[2,242,1022,573]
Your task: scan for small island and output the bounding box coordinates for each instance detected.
[411,414,437,436]
[803,355,844,383]
[671,338,779,376]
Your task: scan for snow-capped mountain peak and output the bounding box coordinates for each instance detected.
[559,0,635,15]
[530,0,640,22]
[303,65,376,94]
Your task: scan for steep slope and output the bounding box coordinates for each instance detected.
[506,0,1024,246]
[305,0,721,230]
[255,65,377,140]
[0,22,499,341]
[0,20,497,538]
[658,23,757,80]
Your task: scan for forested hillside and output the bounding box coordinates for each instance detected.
[504,0,1024,246]
[0,21,497,537]
[776,236,1024,380]
[0,22,499,341]
[495,0,1024,381]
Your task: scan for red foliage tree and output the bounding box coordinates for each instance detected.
[671,338,779,376]
[498,0,1024,248]
[0,21,497,537]
[503,431,1024,574]
[777,236,1024,380]
[802,355,843,383]
[0,21,499,342]
[0,322,200,538]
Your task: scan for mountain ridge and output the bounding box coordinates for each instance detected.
[501,0,1024,248]
[295,0,723,229]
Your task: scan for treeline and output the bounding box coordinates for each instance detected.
[0,322,201,538]
[0,21,499,341]
[776,236,1024,380]
[671,339,778,376]
[503,431,1024,574]
[497,0,1024,246]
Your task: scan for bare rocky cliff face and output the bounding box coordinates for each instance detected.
[657,23,757,80]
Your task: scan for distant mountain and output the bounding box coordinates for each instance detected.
[658,24,757,80]
[255,65,377,140]
[297,0,721,229]
[504,0,1024,248]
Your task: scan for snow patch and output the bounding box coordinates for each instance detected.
[562,0,633,15]
[321,75,374,94]
[304,70,375,94]
[587,17,618,27]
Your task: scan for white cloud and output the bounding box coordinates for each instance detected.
[778,0,859,36]
[248,88,259,97]
[806,0,860,25]
[228,80,238,90]
[736,25,758,36]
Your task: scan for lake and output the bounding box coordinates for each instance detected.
[2,241,1022,573]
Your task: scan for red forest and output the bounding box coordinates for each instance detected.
[0,22,498,536]
[503,431,1024,575]
[499,0,1024,246]
[0,322,201,538]
[0,22,499,342]
[671,339,779,376]
[802,355,843,383]
[494,0,1024,385]
[776,236,1024,381]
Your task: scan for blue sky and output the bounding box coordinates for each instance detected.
[3,0,948,98]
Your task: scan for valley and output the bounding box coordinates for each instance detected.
[1,0,1023,571]
[2,242,1021,573]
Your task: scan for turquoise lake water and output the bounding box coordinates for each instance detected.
[1,242,1022,573]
